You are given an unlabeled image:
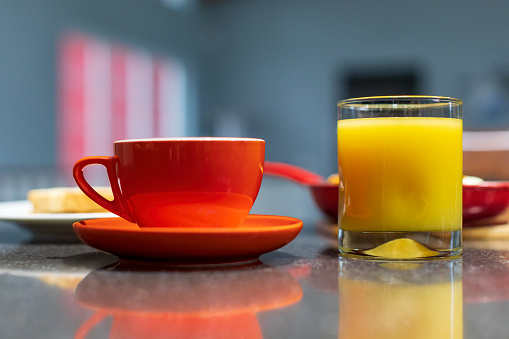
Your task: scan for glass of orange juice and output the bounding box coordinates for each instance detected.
[337,96,462,258]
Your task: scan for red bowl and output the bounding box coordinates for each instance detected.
[463,182,509,226]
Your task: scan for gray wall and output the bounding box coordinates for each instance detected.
[2,0,509,177]
[200,0,509,176]
[0,0,200,168]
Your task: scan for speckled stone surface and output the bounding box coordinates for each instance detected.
[0,219,507,338]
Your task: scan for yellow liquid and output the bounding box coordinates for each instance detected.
[337,117,462,232]
[338,277,463,339]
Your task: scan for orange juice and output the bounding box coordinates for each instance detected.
[338,276,463,339]
[337,117,462,232]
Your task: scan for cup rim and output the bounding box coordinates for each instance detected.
[114,137,265,144]
[337,95,463,107]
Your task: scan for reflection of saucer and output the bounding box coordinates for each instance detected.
[73,215,303,264]
[75,261,303,314]
[74,262,303,338]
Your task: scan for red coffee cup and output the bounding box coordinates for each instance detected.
[73,137,265,228]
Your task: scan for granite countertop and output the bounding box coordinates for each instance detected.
[0,219,507,339]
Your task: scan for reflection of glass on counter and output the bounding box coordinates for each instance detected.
[74,261,303,338]
[338,258,463,339]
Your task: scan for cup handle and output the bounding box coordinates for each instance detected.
[73,156,135,223]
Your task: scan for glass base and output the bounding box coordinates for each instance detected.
[338,229,462,259]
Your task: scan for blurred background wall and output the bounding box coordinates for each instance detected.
[0,0,201,197]
[0,0,200,168]
[199,0,509,176]
[0,0,509,210]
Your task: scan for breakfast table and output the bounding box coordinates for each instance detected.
[0,180,508,339]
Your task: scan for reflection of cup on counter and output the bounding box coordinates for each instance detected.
[73,138,265,228]
[74,261,302,338]
[338,258,463,339]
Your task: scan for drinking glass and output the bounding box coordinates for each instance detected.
[337,96,462,258]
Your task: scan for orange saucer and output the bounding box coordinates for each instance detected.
[73,215,303,264]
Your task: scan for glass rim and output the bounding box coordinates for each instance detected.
[337,95,463,108]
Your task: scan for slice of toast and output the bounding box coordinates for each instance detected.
[27,187,113,213]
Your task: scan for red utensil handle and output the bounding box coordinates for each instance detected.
[73,156,135,223]
[264,161,324,185]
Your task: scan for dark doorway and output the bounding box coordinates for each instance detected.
[344,69,420,98]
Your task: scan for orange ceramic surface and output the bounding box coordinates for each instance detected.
[73,215,303,263]
[73,138,265,228]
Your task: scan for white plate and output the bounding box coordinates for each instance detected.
[0,200,115,239]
